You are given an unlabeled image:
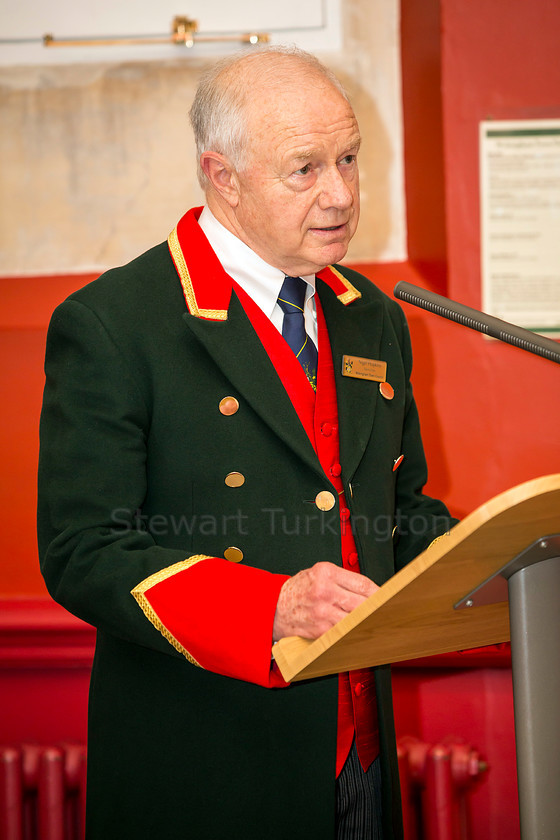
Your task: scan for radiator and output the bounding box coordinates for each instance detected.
[0,744,86,840]
[397,737,487,840]
[1,739,483,840]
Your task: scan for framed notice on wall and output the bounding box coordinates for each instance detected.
[480,119,560,337]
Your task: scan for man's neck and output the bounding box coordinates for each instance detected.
[205,192,250,253]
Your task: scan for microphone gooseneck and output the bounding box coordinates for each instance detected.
[393,281,560,364]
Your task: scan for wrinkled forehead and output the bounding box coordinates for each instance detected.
[250,74,355,128]
[247,83,358,156]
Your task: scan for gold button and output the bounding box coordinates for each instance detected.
[379,381,394,400]
[225,472,245,488]
[219,396,239,416]
[315,490,336,511]
[224,546,244,563]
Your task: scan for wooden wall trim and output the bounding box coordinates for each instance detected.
[0,597,510,671]
[0,598,95,669]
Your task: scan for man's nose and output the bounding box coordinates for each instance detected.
[318,167,354,210]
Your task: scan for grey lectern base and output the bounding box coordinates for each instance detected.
[507,538,560,840]
[458,535,560,840]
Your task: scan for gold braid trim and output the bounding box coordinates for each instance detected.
[168,226,228,321]
[328,265,362,305]
[131,555,212,668]
[198,307,228,320]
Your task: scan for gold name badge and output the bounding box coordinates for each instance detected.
[342,355,387,382]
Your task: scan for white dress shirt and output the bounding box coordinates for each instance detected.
[198,206,318,348]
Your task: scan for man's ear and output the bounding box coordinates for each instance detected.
[200,152,240,207]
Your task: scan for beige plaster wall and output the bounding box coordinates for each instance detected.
[0,0,406,275]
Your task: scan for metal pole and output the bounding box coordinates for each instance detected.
[508,551,560,839]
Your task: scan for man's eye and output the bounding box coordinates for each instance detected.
[340,155,356,166]
[295,163,312,175]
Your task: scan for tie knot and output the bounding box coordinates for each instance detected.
[277,275,307,315]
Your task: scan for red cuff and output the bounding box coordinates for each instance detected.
[132,556,290,687]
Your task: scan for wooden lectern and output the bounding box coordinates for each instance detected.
[273,474,560,840]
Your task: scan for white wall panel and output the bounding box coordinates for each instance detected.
[0,0,341,65]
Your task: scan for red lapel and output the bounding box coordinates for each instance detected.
[167,207,362,322]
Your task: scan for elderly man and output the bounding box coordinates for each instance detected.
[38,47,453,839]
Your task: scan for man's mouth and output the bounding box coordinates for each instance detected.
[313,223,346,232]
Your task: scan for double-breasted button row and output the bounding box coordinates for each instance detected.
[219,398,243,561]
[220,399,246,487]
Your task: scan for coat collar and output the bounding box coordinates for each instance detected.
[167,207,362,319]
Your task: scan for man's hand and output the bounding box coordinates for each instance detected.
[272,561,378,642]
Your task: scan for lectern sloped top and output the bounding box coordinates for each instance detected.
[272,474,560,683]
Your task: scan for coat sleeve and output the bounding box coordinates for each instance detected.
[38,298,289,687]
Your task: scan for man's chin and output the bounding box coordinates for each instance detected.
[315,240,350,269]
[282,240,351,276]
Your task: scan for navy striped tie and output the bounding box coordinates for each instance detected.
[277,275,318,390]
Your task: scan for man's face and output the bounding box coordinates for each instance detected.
[230,79,361,277]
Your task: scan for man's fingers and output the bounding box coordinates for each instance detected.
[311,561,378,600]
[334,588,373,615]
[337,569,378,598]
[272,561,378,641]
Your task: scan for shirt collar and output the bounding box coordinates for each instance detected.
[198,206,315,320]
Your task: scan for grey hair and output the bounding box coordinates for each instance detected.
[189,45,349,189]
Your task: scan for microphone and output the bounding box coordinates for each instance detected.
[393,281,560,365]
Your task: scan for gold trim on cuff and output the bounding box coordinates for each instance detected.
[131,555,212,668]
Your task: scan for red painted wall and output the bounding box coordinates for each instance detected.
[400,0,560,521]
[1,275,98,597]
[435,0,560,519]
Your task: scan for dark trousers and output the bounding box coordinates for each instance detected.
[336,743,383,839]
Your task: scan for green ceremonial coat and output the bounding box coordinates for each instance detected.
[38,226,454,840]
